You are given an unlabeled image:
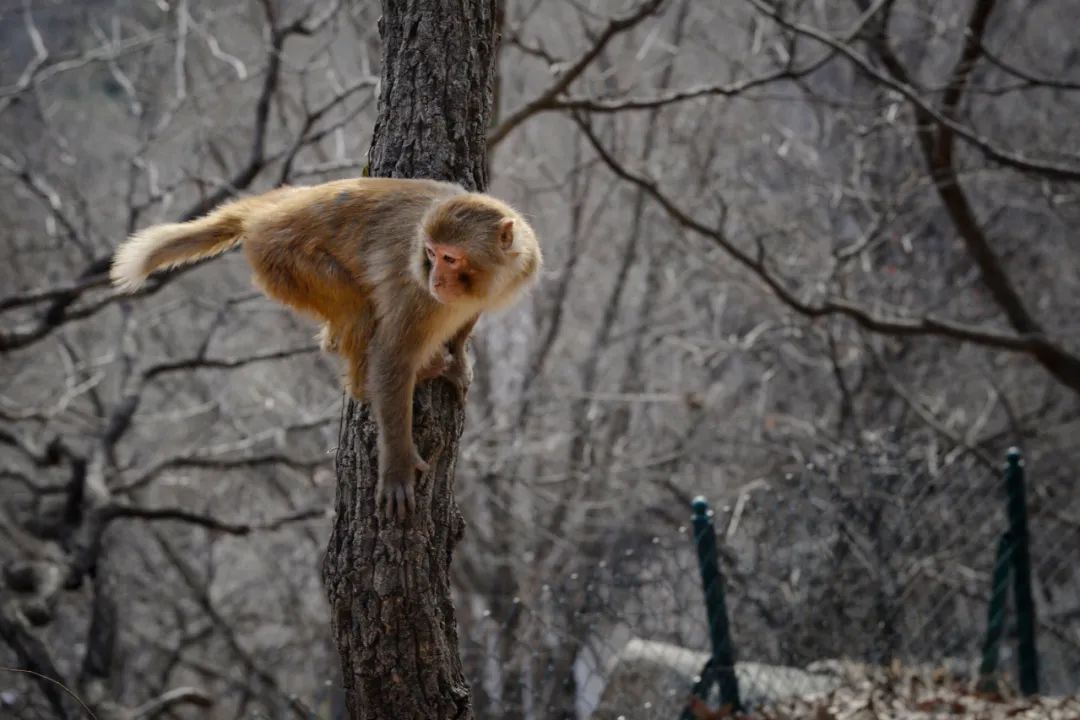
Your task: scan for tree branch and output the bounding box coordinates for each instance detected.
[550,59,831,112]
[102,503,326,535]
[142,344,320,380]
[0,604,80,719]
[114,451,329,494]
[851,1,1080,394]
[548,0,894,114]
[487,0,666,147]
[127,686,214,720]
[976,39,1080,91]
[748,0,1080,181]
[573,115,1080,396]
[0,1,314,353]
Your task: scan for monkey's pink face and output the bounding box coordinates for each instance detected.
[424,243,476,304]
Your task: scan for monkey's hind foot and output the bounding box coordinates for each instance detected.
[417,352,452,382]
[443,355,473,405]
[417,352,472,404]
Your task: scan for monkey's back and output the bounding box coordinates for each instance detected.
[242,177,460,277]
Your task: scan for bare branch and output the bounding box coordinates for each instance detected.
[488,0,666,147]
[550,60,832,112]
[976,39,1080,92]
[0,274,111,314]
[0,3,49,111]
[0,604,80,719]
[549,0,897,114]
[573,114,1080,396]
[868,346,997,470]
[0,152,87,254]
[102,503,326,535]
[142,344,320,380]
[115,452,329,495]
[0,17,162,113]
[0,0,323,353]
[127,686,214,720]
[748,0,1080,181]
[847,1,1080,394]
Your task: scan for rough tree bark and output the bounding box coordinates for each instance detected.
[321,1,497,719]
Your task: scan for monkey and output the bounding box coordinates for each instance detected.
[110,177,542,520]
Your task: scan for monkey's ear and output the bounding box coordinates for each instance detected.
[498,218,515,251]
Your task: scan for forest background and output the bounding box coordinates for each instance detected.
[1,0,1078,718]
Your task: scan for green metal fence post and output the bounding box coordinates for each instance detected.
[691,496,741,713]
[977,531,1013,692]
[1005,448,1039,695]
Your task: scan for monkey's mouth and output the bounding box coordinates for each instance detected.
[431,280,472,304]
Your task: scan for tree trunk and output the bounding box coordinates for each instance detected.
[321,1,497,719]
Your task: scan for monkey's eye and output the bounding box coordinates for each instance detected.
[442,255,457,266]
[425,246,436,260]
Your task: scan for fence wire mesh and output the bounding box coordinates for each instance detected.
[458,449,1080,719]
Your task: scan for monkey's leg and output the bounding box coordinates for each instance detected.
[317,324,339,353]
[246,240,374,397]
[440,315,478,403]
[416,351,452,382]
[329,314,381,399]
[337,318,375,401]
[414,346,469,403]
[368,338,428,520]
[246,241,366,327]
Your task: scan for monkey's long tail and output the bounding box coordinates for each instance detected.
[109,208,246,292]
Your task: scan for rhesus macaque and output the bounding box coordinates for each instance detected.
[110,177,542,519]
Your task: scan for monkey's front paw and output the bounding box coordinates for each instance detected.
[376,472,416,521]
[376,451,429,520]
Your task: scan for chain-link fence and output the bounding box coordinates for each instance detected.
[459,448,1080,719]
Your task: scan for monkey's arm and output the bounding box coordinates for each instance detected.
[368,337,428,519]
